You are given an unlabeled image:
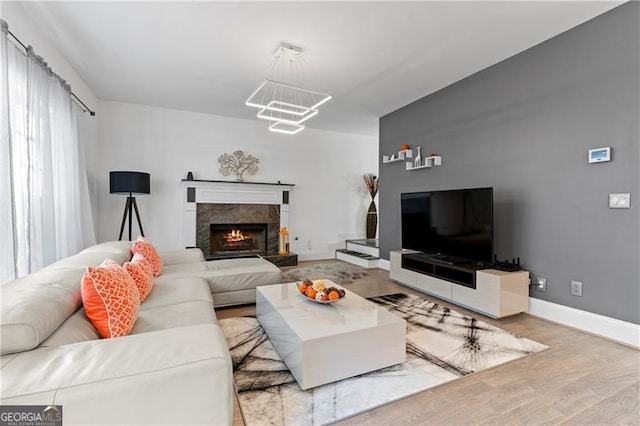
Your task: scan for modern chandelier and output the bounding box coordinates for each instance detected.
[246,43,331,135]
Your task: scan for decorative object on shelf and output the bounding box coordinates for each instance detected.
[414,146,422,167]
[406,154,443,170]
[278,227,290,255]
[218,150,260,182]
[246,43,332,135]
[109,171,151,241]
[363,173,379,239]
[382,149,413,163]
[186,171,194,180]
[401,144,409,150]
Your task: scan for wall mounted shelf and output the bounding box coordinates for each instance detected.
[406,163,431,171]
[406,155,442,171]
[383,149,413,164]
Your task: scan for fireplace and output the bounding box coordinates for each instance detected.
[210,223,268,254]
[196,204,280,256]
[185,181,297,266]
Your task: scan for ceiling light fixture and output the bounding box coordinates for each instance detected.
[246,43,331,135]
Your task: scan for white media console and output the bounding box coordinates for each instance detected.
[390,250,530,319]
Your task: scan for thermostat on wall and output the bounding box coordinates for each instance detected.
[588,147,611,163]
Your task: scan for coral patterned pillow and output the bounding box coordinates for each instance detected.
[124,253,154,302]
[131,236,163,277]
[81,259,141,338]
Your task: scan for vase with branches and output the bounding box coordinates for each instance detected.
[218,150,260,182]
[363,173,379,239]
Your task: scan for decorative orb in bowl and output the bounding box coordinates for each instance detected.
[297,279,346,304]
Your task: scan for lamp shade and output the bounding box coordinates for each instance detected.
[109,171,150,195]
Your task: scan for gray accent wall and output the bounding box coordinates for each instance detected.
[379,3,639,324]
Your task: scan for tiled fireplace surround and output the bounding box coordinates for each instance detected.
[196,203,281,255]
[181,180,297,266]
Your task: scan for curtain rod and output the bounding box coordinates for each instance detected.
[7,29,96,117]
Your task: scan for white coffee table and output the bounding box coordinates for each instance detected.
[256,281,406,390]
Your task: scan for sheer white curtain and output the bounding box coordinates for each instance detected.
[1,20,96,285]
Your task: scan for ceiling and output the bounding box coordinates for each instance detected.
[15,1,623,136]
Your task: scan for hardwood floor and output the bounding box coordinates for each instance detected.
[216,261,640,425]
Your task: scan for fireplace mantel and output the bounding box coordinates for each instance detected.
[180,180,293,248]
[181,178,294,187]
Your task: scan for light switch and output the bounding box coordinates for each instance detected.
[609,193,631,209]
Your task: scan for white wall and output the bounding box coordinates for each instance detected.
[1,2,101,235]
[97,101,378,259]
[2,3,379,258]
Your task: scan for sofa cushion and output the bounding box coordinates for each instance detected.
[124,253,154,302]
[132,301,218,334]
[41,251,130,272]
[161,261,207,276]
[160,248,204,266]
[132,236,163,277]
[0,267,84,355]
[202,257,282,293]
[141,276,212,310]
[39,308,100,347]
[42,242,133,272]
[81,260,140,338]
[78,240,133,255]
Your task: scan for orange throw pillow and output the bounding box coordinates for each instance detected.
[131,236,163,277]
[82,259,141,338]
[124,252,154,302]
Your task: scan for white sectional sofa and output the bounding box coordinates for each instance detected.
[0,241,282,425]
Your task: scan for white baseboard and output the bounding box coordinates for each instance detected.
[377,259,390,271]
[528,298,640,348]
[297,251,334,261]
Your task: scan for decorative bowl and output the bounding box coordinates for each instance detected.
[296,280,346,304]
[302,295,343,304]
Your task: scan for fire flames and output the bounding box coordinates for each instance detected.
[225,229,248,242]
[219,228,256,252]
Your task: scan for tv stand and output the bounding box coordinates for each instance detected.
[390,250,530,319]
[402,253,482,289]
[426,254,470,265]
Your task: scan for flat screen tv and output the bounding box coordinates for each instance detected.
[401,187,494,264]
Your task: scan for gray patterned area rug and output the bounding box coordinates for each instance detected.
[280,262,368,285]
[220,293,548,426]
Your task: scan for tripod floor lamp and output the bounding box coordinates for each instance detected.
[109,171,151,241]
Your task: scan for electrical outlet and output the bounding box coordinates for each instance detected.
[307,241,312,250]
[536,277,547,292]
[609,193,631,209]
[570,280,583,297]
